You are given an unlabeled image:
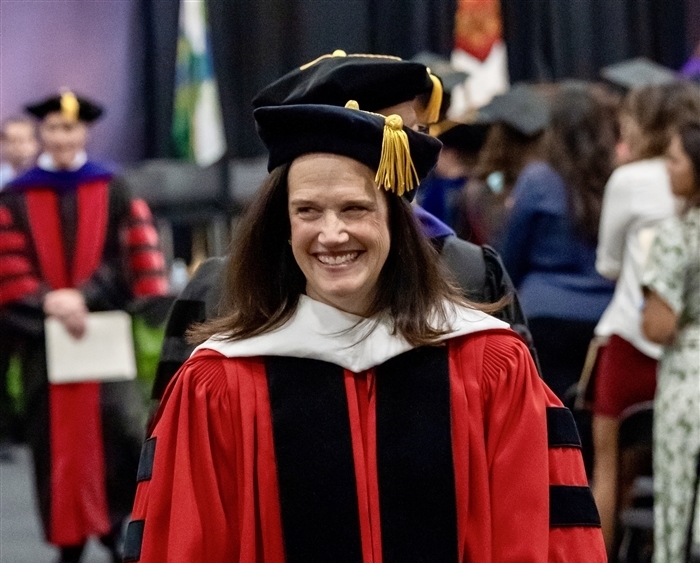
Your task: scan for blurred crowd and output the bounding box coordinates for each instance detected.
[416,58,700,563]
[1,51,699,563]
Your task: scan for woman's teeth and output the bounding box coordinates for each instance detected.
[317,252,359,265]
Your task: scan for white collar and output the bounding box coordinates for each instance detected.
[38,151,87,172]
[195,295,508,373]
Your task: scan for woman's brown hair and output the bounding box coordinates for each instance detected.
[546,82,618,242]
[622,82,700,160]
[677,120,700,208]
[189,164,475,347]
[474,123,544,191]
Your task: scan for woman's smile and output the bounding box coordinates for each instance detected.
[314,251,362,266]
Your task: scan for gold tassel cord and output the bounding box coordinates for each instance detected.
[423,72,443,126]
[375,114,419,197]
[60,91,80,122]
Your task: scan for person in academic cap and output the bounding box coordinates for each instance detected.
[591,81,700,552]
[0,91,169,563]
[460,84,550,246]
[409,52,476,230]
[126,102,605,563]
[0,115,39,462]
[150,50,535,403]
[496,82,618,405]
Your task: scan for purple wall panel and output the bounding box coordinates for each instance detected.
[0,0,146,164]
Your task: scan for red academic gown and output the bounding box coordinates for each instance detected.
[0,163,168,546]
[127,330,606,563]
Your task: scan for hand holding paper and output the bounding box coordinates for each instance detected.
[43,289,88,338]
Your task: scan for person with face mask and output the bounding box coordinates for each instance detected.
[0,91,168,563]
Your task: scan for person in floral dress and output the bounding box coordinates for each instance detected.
[642,120,700,563]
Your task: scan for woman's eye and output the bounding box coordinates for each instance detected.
[296,207,319,217]
[344,206,368,215]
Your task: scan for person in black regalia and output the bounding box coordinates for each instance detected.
[0,91,168,563]
[126,101,605,563]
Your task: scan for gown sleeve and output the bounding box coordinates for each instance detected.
[480,333,606,563]
[125,351,283,563]
[0,197,46,336]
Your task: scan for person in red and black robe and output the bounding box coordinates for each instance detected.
[0,91,168,563]
[125,102,606,562]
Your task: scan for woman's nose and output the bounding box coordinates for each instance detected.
[318,212,349,245]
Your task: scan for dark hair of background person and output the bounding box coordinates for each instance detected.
[622,82,700,160]
[474,123,544,191]
[546,82,618,242]
[677,119,700,208]
[475,123,543,191]
[189,164,497,348]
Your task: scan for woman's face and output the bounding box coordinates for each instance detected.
[288,153,391,316]
[39,112,88,169]
[666,133,697,199]
[619,113,644,162]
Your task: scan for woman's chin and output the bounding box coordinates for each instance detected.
[307,285,373,315]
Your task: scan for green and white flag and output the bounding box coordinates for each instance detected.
[172,0,226,166]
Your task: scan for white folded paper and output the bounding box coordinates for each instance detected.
[45,311,137,384]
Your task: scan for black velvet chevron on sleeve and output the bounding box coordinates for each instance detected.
[136,437,156,483]
[546,407,582,448]
[123,519,145,562]
[550,485,601,527]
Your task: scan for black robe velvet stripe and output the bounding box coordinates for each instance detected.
[265,348,459,563]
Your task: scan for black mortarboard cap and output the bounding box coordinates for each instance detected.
[253,50,442,123]
[25,90,103,123]
[431,120,489,153]
[600,58,677,90]
[411,51,469,92]
[254,103,442,198]
[475,84,550,136]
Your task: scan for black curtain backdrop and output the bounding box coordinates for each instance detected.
[369,0,457,60]
[141,0,179,159]
[141,0,457,159]
[501,0,689,83]
[142,0,694,158]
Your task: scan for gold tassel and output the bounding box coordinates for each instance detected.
[422,71,443,125]
[375,114,419,197]
[344,101,419,197]
[60,91,80,122]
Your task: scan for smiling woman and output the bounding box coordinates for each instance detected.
[288,153,390,316]
[190,102,459,347]
[125,102,606,563]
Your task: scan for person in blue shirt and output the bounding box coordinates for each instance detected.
[497,82,617,401]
